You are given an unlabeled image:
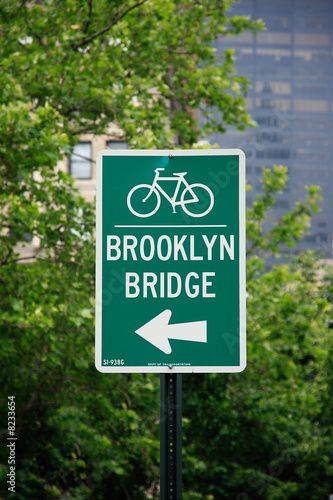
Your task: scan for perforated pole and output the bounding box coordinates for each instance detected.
[160,373,182,500]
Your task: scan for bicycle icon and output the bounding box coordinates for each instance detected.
[127,168,214,218]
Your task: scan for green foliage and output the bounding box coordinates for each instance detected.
[182,253,332,499]
[0,0,263,149]
[246,165,322,256]
[0,1,332,499]
[184,161,332,498]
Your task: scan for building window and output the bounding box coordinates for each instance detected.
[70,142,92,179]
[304,233,328,244]
[256,148,290,159]
[256,81,291,95]
[275,199,290,209]
[257,32,291,45]
[294,33,329,46]
[294,99,329,113]
[106,140,128,150]
[256,98,291,111]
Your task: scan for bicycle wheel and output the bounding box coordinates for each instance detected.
[180,183,214,218]
[127,184,161,218]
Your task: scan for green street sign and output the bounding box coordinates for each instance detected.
[95,150,246,373]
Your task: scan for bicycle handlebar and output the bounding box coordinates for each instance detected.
[155,168,165,173]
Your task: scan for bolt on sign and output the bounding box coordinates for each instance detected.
[95,150,246,373]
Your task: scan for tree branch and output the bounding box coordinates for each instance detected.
[82,0,93,35]
[73,0,148,50]
[5,246,42,265]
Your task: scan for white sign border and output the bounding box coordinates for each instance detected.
[95,149,246,373]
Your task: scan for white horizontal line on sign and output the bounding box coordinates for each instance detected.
[114,224,227,228]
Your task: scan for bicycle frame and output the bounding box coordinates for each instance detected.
[143,169,198,213]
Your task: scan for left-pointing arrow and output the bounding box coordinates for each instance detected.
[135,309,207,354]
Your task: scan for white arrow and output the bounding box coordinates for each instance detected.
[135,309,207,354]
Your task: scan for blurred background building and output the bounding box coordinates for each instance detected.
[202,0,333,259]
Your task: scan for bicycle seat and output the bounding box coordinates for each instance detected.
[173,172,187,176]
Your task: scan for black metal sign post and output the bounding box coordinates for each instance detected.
[160,373,182,500]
